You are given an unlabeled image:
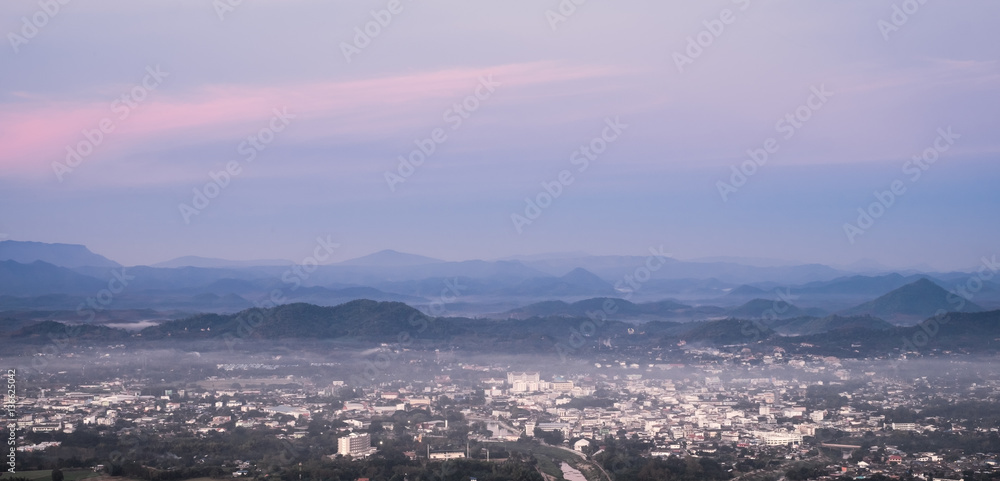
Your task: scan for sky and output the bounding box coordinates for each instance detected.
[1,0,998,271]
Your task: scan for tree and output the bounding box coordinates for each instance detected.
[51,468,65,481]
[533,427,564,445]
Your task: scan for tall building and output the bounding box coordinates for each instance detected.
[338,433,376,457]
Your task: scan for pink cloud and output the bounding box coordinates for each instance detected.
[0,62,621,178]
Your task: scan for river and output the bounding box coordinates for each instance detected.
[560,462,587,481]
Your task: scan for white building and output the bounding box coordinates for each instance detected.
[338,433,376,458]
[755,431,803,446]
[429,451,465,460]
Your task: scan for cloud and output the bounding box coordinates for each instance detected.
[0,61,623,179]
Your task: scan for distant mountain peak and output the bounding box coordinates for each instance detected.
[338,249,444,267]
[727,298,811,319]
[561,267,604,280]
[559,267,613,289]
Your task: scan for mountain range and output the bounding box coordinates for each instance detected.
[4,299,999,359]
[0,240,997,325]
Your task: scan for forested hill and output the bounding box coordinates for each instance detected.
[136,300,450,340]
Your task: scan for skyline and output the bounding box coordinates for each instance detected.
[2,1,998,269]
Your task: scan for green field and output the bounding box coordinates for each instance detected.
[0,469,100,481]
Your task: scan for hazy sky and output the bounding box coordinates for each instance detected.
[1,1,998,270]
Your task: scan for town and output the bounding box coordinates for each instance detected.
[4,342,1000,481]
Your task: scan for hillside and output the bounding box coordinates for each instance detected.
[679,318,775,345]
[798,273,922,296]
[765,314,893,336]
[840,278,984,323]
[5,320,131,342]
[774,309,1000,356]
[0,260,107,296]
[895,309,1000,351]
